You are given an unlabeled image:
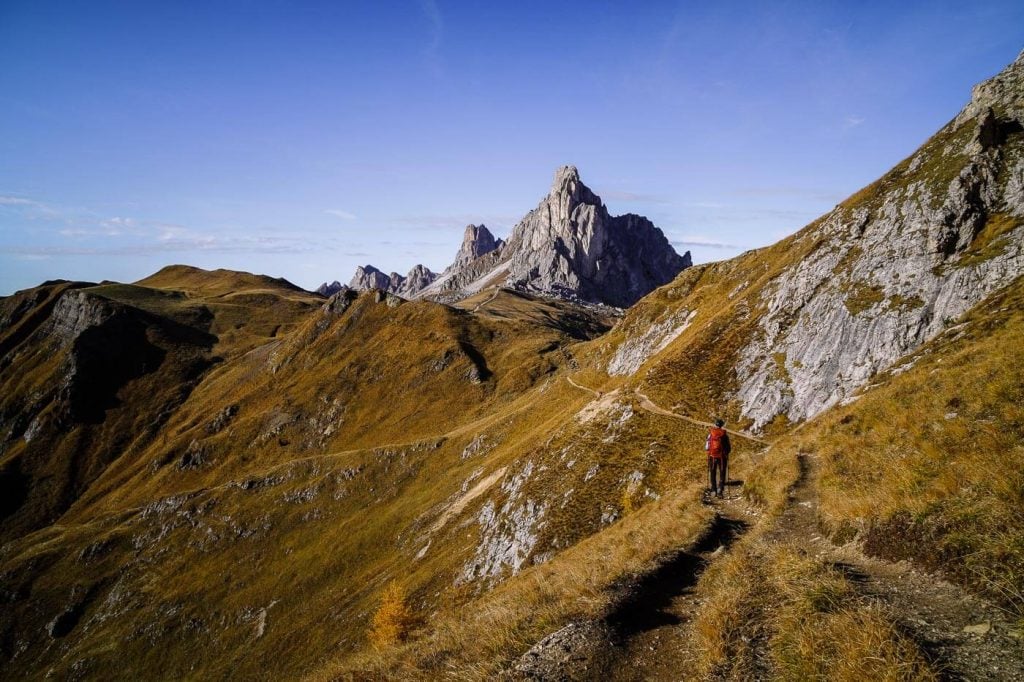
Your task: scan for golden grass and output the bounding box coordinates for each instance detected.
[810,276,1024,613]
[955,212,1023,269]
[313,481,713,680]
[691,538,936,681]
[843,281,886,315]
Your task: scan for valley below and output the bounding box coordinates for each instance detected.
[2,49,1024,682]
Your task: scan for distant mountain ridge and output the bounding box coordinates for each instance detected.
[326,165,691,308]
[3,48,1023,682]
[342,264,438,298]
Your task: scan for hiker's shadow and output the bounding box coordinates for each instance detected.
[725,479,744,488]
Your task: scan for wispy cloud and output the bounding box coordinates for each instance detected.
[842,115,865,131]
[671,235,745,250]
[0,195,38,207]
[0,194,60,218]
[325,209,357,221]
[0,234,318,258]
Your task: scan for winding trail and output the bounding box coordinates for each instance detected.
[517,381,1024,680]
[565,375,601,397]
[565,375,768,445]
[634,392,768,445]
[775,454,1024,681]
[471,288,501,314]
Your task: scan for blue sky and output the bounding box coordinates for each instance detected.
[1,1,1022,294]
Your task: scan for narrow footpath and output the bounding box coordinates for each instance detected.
[515,377,1024,680]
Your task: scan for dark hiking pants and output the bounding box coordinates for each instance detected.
[708,455,728,495]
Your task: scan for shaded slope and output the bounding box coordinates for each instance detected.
[2,52,1024,682]
[0,275,637,680]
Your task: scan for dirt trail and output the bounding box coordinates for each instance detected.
[601,494,754,682]
[471,288,501,314]
[520,377,1023,680]
[565,375,601,398]
[512,483,759,681]
[564,376,767,445]
[634,392,768,445]
[514,445,1024,680]
[778,454,1024,681]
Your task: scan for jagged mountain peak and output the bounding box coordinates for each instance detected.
[348,264,391,291]
[454,224,504,266]
[315,280,345,297]
[347,263,437,297]
[548,164,599,207]
[417,165,690,307]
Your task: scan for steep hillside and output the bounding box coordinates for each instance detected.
[1,52,1023,682]
[321,258,1024,682]
[0,269,628,679]
[0,266,330,544]
[601,50,1024,433]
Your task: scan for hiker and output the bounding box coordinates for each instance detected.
[706,419,731,498]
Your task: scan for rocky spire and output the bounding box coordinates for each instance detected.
[397,264,437,297]
[499,165,690,307]
[348,265,393,291]
[454,224,504,266]
[315,280,345,297]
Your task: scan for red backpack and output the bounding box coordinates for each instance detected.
[707,428,727,458]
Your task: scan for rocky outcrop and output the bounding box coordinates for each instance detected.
[499,166,690,307]
[418,166,691,307]
[315,281,345,297]
[606,51,1024,431]
[330,167,687,307]
[741,55,1023,429]
[453,224,504,266]
[346,264,437,298]
[348,265,394,292]
[0,288,217,541]
[396,264,437,297]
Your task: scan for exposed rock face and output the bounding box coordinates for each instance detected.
[608,308,697,376]
[453,224,504,266]
[734,54,1024,429]
[346,264,436,298]
[313,278,346,294]
[607,51,1024,431]
[461,460,548,583]
[396,264,437,297]
[418,166,690,307]
[0,287,216,540]
[500,166,690,307]
[348,265,393,291]
[330,167,687,307]
[315,281,345,297]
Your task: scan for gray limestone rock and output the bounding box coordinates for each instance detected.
[504,165,690,307]
[453,224,504,266]
[598,51,1024,433]
[347,265,393,292]
[418,165,690,306]
[728,54,1024,430]
[314,280,344,297]
[395,264,437,297]
[346,264,436,298]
